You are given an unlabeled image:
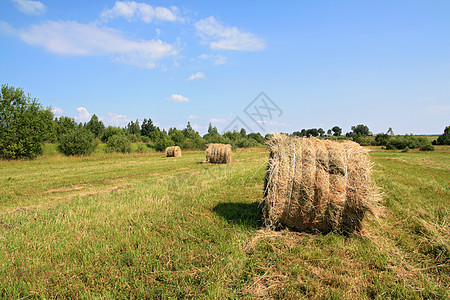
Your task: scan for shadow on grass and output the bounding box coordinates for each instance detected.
[213,202,262,228]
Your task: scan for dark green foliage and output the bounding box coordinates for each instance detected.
[332,126,342,136]
[101,126,125,143]
[55,116,79,140]
[126,119,140,135]
[141,118,157,138]
[353,135,376,146]
[58,126,96,156]
[351,124,370,136]
[318,128,325,137]
[247,132,265,144]
[85,114,105,138]
[435,126,450,145]
[106,134,132,153]
[0,84,54,159]
[420,144,435,151]
[386,135,430,150]
[375,133,390,146]
[152,130,174,151]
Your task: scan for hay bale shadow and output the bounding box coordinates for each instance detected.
[213,202,262,228]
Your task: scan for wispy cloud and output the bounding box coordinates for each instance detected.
[5,21,177,69]
[51,107,63,115]
[101,1,181,23]
[101,112,130,127]
[198,54,227,65]
[167,94,189,103]
[12,0,46,16]
[186,71,205,81]
[195,16,265,51]
[187,114,198,120]
[74,107,90,122]
[210,118,227,123]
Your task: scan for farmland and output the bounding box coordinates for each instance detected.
[0,145,449,298]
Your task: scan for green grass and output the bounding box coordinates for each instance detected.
[0,146,448,298]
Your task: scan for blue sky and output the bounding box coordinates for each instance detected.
[1,0,449,135]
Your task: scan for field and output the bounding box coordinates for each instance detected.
[0,145,449,298]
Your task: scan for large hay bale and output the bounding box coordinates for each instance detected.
[206,144,232,164]
[165,146,181,157]
[263,134,377,234]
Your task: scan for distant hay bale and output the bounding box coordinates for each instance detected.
[165,146,181,157]
[263,134,377,234]
[206,144,232,164]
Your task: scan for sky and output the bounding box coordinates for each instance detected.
[0,0,449,135]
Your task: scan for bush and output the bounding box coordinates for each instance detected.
[375,133,390,146]
[420,144,435,151]
[106,134,132,153]
[58,127,97,156]
[0,84,54,159]
[101,126,125,143]
[435,126,450,145]
[386,135,429,150]
[401,146,409,153]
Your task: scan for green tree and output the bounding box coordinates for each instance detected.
[168,128,185,146]
[436,126,450,145]
[332,126,342,136]
[0,84,54,159]
[85,114,105,138]
[126,119,140,135]
[55,116,79,140]
[141,118,156,138]
[58,126,97,156]
[106,134,132,153]
[101,126,125,143]
[318,128,325,137]
[351,124,370,136]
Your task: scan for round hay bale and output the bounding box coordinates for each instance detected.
[206,143,232,164]
[263,134,377,234]
[165,146,181,157]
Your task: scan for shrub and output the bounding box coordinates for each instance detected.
[101,126,125,143]
[420,144,435,151]
[58,127,97,156]
[375,133,390,146]
[435,126,450,145]
[0,84,54,159]
[106,134,132,153]
[401,147,409,153]
[386,135,429,150]
[136,143,146,153]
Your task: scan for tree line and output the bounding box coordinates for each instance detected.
[1,84,448,159]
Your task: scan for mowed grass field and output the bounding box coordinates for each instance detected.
[0,145,448,299]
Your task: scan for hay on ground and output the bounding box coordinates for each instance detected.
[165,146,181,157]
[263,134,377,234]
[206,144,232,164]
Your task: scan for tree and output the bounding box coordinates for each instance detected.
[306,128,319,137]
[318,128,325,137]
[240,128,247,138]
[327,129,332,136]
[58,126,97,156]
[168,128,185,146]
[101,126,124,143]
[0,84,54,159]
[106,134,132,153]
[351,124,370,136]
[386,127,394,136]
[126,119,140,135]
[85,114,105,138]
[375,133,390,146]
[331,126,342,136]
[435,126,450,145]
[141,118,157,137]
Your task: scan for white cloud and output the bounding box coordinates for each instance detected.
[12,0,46,16]
[192,123,202,130]
[210,118,227,123]
[186,71,205,81]
[195,16,265,51]
[51,107,63,115]
[101,112,130,127]
[101,1,180,23]
[75,107,90,122]
[198,54,227,65]
[6,21,177,69]
[187,114,198,120]
[256,120,287,126]
[166,94,189,103]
